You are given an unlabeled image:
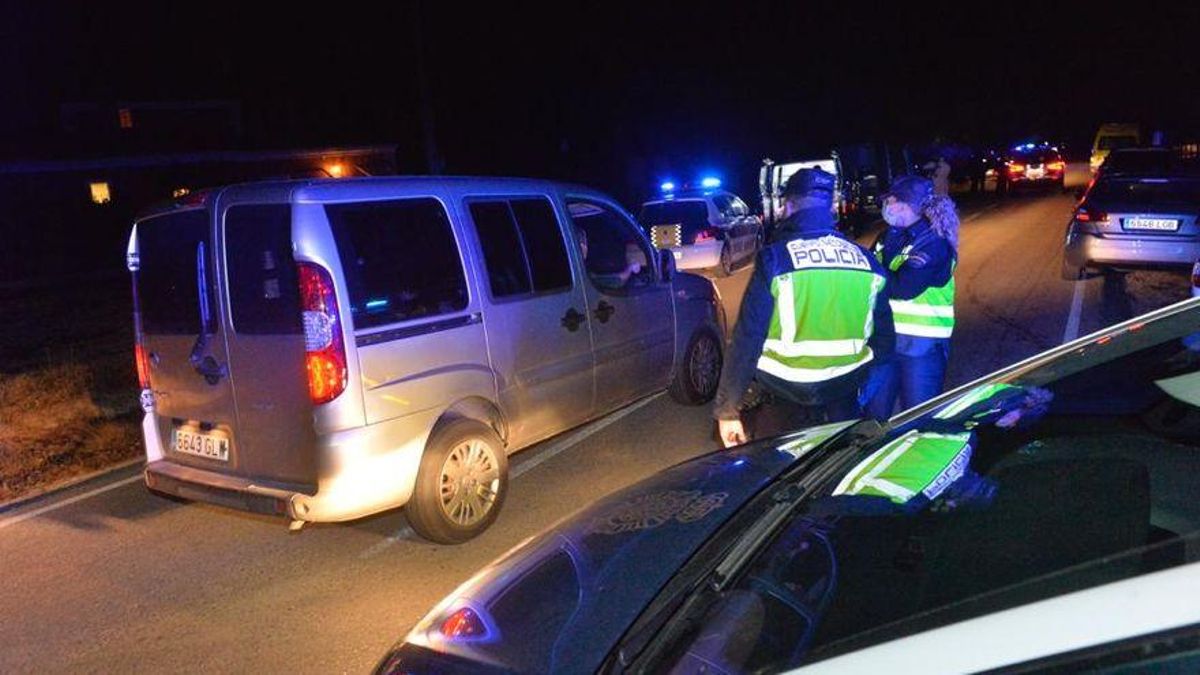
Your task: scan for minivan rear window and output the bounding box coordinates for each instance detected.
[225,204,302,335]
[325,198,468,329]
[136,209,211,335]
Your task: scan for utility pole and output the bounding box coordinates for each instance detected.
[412,0,444,174]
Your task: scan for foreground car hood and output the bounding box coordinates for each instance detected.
[379,422,853,674]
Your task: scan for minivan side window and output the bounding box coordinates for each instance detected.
[325,198,468,329]
[225,204,302,335]
[469,197,572,299]
[565,199,655,293]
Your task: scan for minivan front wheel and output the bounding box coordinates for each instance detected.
[407,419,508,544]
[670,327,723,405]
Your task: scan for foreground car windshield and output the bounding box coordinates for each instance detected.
[641,301,1200,672]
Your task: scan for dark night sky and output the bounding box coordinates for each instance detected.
[2,1,1198,201]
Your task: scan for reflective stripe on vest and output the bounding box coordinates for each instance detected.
[831,430,973,504]
[756,235,887,384]
[874,240,955,339]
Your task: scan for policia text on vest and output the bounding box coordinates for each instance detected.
[712,200,895,448]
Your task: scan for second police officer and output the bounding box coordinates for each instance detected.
[713,168,895,448]
[865,175,959,419]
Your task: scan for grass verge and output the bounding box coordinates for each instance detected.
[0,360,141,503]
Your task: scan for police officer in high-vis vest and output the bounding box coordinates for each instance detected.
[713,168,895,448]
[865,175,958,420]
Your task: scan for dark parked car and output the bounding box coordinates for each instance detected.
[1098,147,1184,179]
[377,297,1200,673]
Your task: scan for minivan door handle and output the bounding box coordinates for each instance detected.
[594,300,615,323]
[561,307,585,332]
[192,355,228,386]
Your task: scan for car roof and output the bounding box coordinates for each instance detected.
[136,175,618,220]
[642,189,740,206]
[1010,145,1060,156]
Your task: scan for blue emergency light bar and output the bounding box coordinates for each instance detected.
[700,176,721,189]
[660,181,676,193]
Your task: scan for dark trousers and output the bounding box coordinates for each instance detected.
[866,340,950,419]
[745,392,862,441]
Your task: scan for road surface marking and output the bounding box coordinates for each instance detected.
[0,474,143,531]
[1063,279,1087,343]
[510,393,662,479]
[360,392,663,558]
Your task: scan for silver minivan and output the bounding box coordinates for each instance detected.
[127,177,726,543]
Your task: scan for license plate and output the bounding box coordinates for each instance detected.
[1027,168,1044,179]
[173,428,230,461]
[673,251,683,260]
[1124,217,1180,231]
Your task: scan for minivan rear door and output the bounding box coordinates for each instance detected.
[134,208,242,471]
[217,202,317,487]
[133,202,317,489]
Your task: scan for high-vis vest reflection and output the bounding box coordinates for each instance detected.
[875,240,955,339]
[757,235,887,383]
[832,430,973,504]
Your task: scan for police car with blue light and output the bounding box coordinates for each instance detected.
[639,177,763,277]
[377,295,1200,673]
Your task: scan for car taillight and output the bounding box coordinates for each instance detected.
[694,228,717,243]
[1008,162,1026,173]
[298,262,347,405]
[440,607,488,640]
[135,342,151,389]
[1076,206,1108,224]
[1047,161,1066,172]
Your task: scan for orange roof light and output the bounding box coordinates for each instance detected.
[325,162,347,178]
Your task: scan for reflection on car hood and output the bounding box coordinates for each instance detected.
[387,422,853,674]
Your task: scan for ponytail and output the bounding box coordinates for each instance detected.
[922,194,959,252]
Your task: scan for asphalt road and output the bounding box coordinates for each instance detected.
[0,166,1191,673]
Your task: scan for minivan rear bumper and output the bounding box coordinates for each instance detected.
[144,461,301,517]
[140,407,439,524]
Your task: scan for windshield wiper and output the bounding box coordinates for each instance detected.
[712,419,883,590]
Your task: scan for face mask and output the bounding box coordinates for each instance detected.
[883,204,908,226]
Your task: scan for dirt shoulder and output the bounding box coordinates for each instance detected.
[1,278,142,503]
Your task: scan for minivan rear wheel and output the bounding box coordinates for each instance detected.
[406,419,508,544]
[670,327,723,405]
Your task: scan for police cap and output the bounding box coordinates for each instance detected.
[884,175,935,208]
[782,168,835,199]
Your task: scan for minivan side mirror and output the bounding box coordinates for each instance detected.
[658,250,676,281]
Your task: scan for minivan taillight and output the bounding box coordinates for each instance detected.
[694,228,717,243]
[298,262,347,405]
[134,342,151,389]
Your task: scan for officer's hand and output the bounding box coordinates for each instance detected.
[719,419,747,448]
